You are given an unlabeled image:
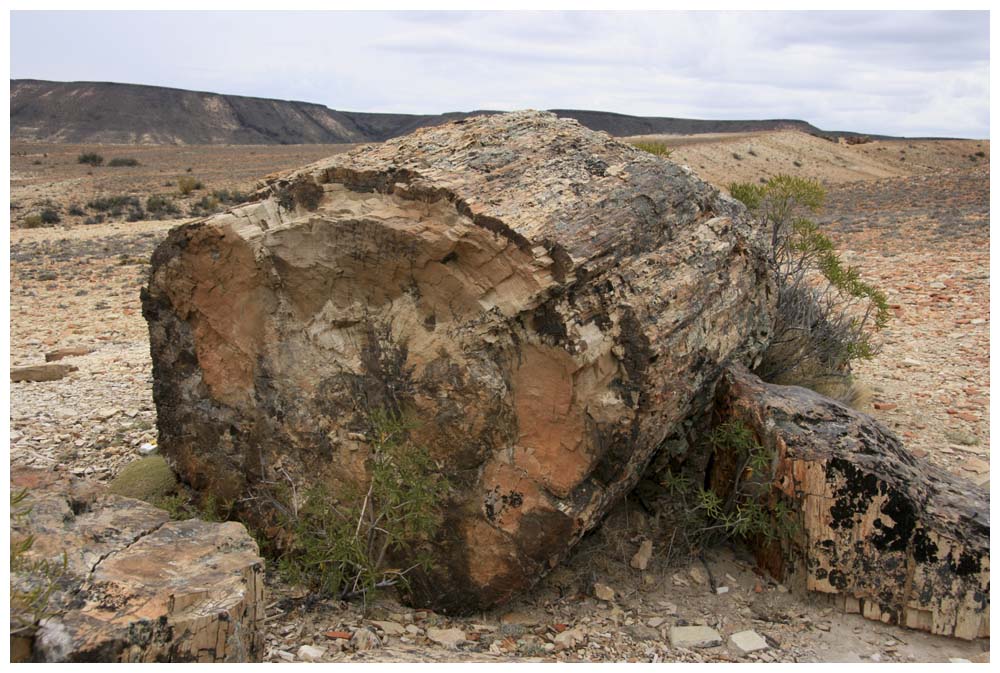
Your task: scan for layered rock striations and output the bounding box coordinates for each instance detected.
[142,110,774,611]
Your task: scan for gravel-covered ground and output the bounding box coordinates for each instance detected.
[8,139,989,663]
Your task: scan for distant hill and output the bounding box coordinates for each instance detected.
[11,79,871,146]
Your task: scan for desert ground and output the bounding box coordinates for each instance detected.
[8,130,990,662]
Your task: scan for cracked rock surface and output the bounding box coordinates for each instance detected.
[142,110,774,612]
[10,468,265,662]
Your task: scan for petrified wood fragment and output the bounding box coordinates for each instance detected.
[142,110,775,612]
[10,468,265,662]
[715,365,989,640]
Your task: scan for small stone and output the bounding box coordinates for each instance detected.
[426,627,467,649]
[630,539,653,570]
[949,658,972,663]
[963,457,989,474]
[275,650,295,662]
[647,617,667,628]
[669,625,722,649]
[554,628,586,651]
[296,645,326,661]
[325,630,352,640]
[688,565,708,586]
[138,442,157,456]
[372,620,405,636]
[501,610,540,626]
[350,627,382,651]
[729,630,769,655]
[45,346,95,362]
[11,363,78,382]
[594,582,615,602]
[901,358,923,367]
[873,402,897,411]
[716,586,729,594]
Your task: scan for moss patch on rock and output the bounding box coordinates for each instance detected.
[108,456,178,502]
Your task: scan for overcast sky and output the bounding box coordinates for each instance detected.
[10,10,991,137]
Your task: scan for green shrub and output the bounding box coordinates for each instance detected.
[177,176,203,195]
[213,188,250,205]
[189,195,221,217]
[145,194,181,217]
[108,157,140,167]
[40,208,60,225]
[728,175,889,388]
[108,456,178,502]
[276,409,449,602]
[77,152,104,167]
[22,215,44,228]
[67,204,85,217]
[86,195,141,214]
[10,489,67,638]
[631,140,673,158]
[655,421,798,558]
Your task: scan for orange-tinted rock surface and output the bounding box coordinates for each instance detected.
[142,111,774,612]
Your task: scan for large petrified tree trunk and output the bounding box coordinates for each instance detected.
[714,365,989,640]
[142,110,775,612]
[10,468,265,662]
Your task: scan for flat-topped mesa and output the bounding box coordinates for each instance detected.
[142,110,775,612]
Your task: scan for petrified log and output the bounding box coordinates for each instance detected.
[714,365,989,640]
[142,110,774,612]
[10,468,265,662]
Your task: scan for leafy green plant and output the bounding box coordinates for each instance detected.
[655,421,798,559]
[631,140,674,158]
[275,409,449,606]
[10,489,67,638]
[729,174,889,387]
[77,152,104,167]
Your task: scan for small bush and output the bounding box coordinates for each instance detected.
[22,215,44,228]
[177,176,203,195]
[77,152,104,167]
[189,195,221,217]
[86,195,141,215]
[108,157,140,167]
[83,215,106,225]
[39,208,60,225]
[630,140,674,158]
[145,195,181,217]
[276,409,449,602]
[108,456,178,502]
[10,489,68,639]
[213,188,250,205]
[729,175,889,388]
[67,204,85,217]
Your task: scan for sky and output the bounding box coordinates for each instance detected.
[9,10,991,138]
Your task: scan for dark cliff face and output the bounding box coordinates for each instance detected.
[12,79,831,146]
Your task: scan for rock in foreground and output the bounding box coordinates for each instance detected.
[716,365,989,640]
[143,110,773,612]
[10,468,264,662]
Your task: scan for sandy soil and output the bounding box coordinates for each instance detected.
[7,132,990,662]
